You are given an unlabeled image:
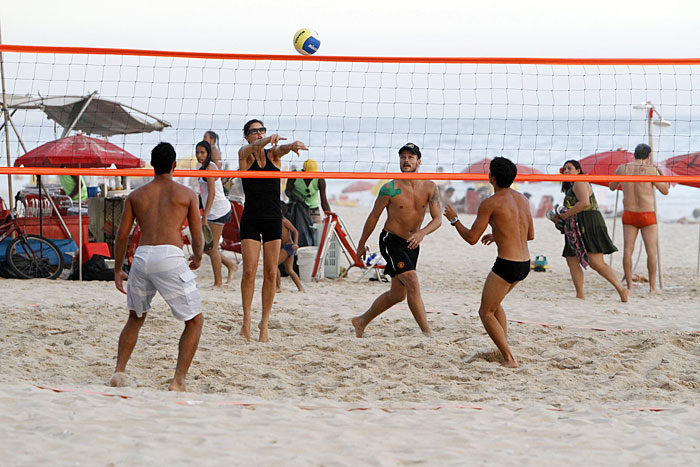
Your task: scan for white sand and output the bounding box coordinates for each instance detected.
[1,206,699,464]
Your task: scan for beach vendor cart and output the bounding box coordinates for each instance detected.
[3,92,170,279]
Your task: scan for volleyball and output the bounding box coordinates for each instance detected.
[293,28,320,55]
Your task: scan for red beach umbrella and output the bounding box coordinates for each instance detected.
[461,157,544,175]
[14,134,145,168]
[663,152,700,188]
[576,150,635,187]
[342,180,375,193]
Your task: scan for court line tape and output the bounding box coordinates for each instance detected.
[409,307,700,334]
[34,386,672,412]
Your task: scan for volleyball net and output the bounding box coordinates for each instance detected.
[1,44,700,185]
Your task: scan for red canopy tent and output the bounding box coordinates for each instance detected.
[461,157,544,175]
[14,134,145,169]
[663,152,700,189]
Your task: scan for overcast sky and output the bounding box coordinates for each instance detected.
[3,0,699,57]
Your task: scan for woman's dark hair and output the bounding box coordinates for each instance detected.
[196,141,213,178]
[243,119,264,136]
[151,142,176,175]
[204,130,219,148]
[561,159,583,193]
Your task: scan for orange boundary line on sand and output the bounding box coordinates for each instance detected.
[0,167,697,184]
[3,44,700,65]
[33,387,671,412]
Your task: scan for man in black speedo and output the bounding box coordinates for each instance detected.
[443,157,534,368]
[238,119,308,342]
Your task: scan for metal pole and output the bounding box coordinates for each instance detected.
[609,189,620,266]
[0,22,13,210]
[78,167,82,281]
[648,107,664,290]
[61,91,97,138]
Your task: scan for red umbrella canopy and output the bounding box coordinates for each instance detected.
[461,157,544,175]
[342,180,375,193]
[14,134,145,169]
[663,152,700,188]
[576,150,635,187]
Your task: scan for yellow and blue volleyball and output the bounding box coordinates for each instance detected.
[293,28,321,55]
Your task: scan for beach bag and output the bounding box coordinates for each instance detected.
[69,254,114,281]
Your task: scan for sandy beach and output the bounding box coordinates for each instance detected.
[1,206,699,465]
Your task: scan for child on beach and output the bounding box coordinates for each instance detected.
[277,202,305,293]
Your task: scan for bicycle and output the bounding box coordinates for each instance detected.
[0,208,65,280]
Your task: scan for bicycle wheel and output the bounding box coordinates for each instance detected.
[6,234,64,280]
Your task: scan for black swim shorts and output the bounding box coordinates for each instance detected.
[379,230,419,277]
[240,217,282,243]
[491,257,530,284]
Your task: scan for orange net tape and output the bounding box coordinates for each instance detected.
[0,167,696,183]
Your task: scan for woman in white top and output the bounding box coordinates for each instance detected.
[196,140,237,287]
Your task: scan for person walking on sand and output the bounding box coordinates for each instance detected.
[444,157,533,368]
[560,160,628,302]
[110,142,204,392]
[238,119,308,342]
[195,140,238,287]
[609,143,669,293]
[351,143,442,338]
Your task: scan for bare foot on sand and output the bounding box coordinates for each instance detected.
[226,263,238,284]
[168,380,186,392]
[423,330,433,338]
[276,287,283,293]
[258,323,269,343]
[501,358,519,368]
[620,288,630,302]
[575,294,585,300]
[240,324,251,342]
[649,287,662,294]
[109,372,129,387]
[351,316,365,338]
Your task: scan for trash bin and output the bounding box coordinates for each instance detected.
[296,246,318,282]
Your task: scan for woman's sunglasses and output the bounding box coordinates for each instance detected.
[246,127,267,136]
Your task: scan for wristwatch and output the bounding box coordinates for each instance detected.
[450,216,459,226]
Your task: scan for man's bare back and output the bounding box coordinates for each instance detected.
[612,161,669,212]
[127,179,201,247]
[479,189,533,261]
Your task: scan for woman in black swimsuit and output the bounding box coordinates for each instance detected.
[237,119,308,342]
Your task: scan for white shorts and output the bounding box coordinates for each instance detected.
[126,245,201,321]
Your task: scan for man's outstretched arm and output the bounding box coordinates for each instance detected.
[444,201,491,245]
[356,194,390,260]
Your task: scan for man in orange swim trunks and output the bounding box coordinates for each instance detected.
[609,143,669,293]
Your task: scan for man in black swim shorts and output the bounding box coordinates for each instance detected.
[443,157,534,368]
[352,143,442,338]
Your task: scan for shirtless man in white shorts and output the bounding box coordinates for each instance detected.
[110,142,204,392]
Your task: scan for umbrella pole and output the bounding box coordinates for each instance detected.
[38,175,43,238]
[609,190,620,266]
[0,24,13,211]
[78,171,83,282]
[697,224,699,277]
